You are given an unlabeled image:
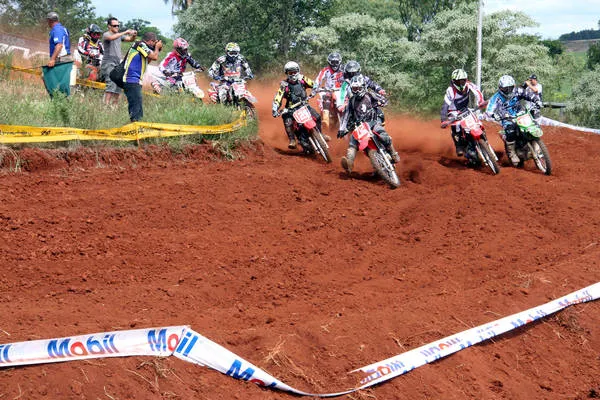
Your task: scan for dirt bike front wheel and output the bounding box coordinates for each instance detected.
[368,148,400,189]
[242,101,257,121]
[309,128,332,163]
[530,139,552,175]
[476,139,500,175]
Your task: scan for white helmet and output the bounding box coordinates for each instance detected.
[284,61,300,82]
[498,75,515,98]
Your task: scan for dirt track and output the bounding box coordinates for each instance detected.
[0,81,599,399]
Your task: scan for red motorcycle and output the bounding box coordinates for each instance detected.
[442,108,500,175]
[276,97,331,164]
[350,121,400,188]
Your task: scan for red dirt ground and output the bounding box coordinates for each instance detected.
[0,81,599,400]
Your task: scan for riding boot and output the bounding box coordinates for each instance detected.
[452,133,465,156]
[322,109,330,128]
[506,141,520,166]
[341,147,357,173]
[387,145,401,163]
[286,129,297,149]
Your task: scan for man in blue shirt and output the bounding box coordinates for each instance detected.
[46,12,71,67]
[123,31,162,122]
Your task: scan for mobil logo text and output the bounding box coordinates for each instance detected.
[47,334,117,358]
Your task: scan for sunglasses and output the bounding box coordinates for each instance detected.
[110,24,120,27]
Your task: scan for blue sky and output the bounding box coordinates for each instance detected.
[90,0,600,40]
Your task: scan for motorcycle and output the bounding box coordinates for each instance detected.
[349,121,400,188]
[208,71,257,120]
[442,108,500,175]
[276,96,331,164]
[505,108,552,175]
[151,70,205,100]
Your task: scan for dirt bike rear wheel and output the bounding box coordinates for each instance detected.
[368,148,400,189]
[530,139,552,175]
[477,139,500,175]
[310,128,332,163]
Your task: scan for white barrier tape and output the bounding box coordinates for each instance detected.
[538,116,600,134]
[0,283,598,398]
[0,326,186,367]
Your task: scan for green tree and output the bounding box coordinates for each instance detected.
[398,0,477,41]
[299,13,417,95]
[163,0,192,14]
[0,0,96,35]
[541,40,564,59]
[175,0,334,70]
[586,42,600,70]
[568,68,600,128]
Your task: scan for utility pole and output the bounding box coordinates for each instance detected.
[476,0,483,88]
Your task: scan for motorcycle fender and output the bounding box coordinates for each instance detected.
[244,93,257,104]
[303,119,317,130]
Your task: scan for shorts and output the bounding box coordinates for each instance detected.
[100,59,122,94]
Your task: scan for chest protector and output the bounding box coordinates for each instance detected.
[286,81,307,106]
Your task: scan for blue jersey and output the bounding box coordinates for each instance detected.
[486,87,538,119]
[49,23,70,57]
[124,42,152,85]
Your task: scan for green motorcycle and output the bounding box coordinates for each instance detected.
[506,109,552,175]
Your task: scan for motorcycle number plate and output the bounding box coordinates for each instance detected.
[463,114,478,130]
[293,106,313,124]
[232,82,245,96]
[353,122,371,140]
[517,114,533,126]
[182,73,196,87]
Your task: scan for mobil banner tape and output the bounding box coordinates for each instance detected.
[1,283,598,397]
[0,326,186,367]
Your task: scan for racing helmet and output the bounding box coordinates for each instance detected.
[284,61,300,82]
[173,38,189,56]
[451,68,468,93]
[225,42,240,60]
[498,75,515,99]
[349,74,366,98]
[344,60,361,79]
[327,52,342,72]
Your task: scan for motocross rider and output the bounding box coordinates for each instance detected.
[337,74,400,173]
[314,52,344,126]
[339,60,387,122]
[486,75,542,166]
[77,24,104,80]
[152,37,203,94]
[208,42,254,104]
[272,61,323,150]
[440,69,485,157]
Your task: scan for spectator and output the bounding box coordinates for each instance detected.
[523,73,543,104]
[44,11,74,96]
[46,11,71,67]
[123,31,162,122]
[100,17,137,105]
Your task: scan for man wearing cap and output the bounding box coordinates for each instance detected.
[523,74,542,101]
[46,12,71,67]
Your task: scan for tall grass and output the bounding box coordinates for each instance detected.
[0,66,258,158]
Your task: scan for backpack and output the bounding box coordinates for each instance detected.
[109,42,140,88]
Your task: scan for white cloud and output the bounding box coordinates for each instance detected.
[483,0,600,38]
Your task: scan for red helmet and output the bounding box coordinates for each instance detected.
[173,38,189,56]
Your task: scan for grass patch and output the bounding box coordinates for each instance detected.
[0,61,258,161]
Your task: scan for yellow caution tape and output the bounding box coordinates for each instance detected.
[0,116,247,143]
[0,64,248,143]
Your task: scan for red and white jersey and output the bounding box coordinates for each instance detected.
[314,66,343,90]
[442,81,484,114]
